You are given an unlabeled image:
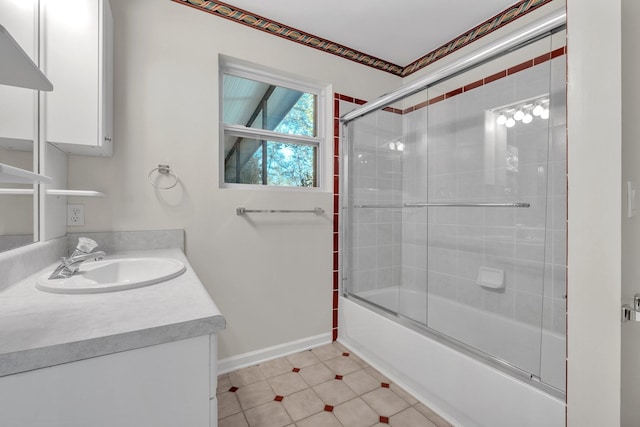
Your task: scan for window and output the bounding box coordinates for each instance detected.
[220,59,325,189]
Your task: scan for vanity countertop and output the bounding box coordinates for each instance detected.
[0,248,225,377]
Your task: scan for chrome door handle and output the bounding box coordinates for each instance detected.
[622,294,640,322]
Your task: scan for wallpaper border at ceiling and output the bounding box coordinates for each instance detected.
[172,0,555,78]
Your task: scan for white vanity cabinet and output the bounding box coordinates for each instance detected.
[0,334,219,427]
[0,0,38,150]
[41,0,113,156]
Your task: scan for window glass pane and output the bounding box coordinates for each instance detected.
[224,136,317,187]
[223,74,316,137]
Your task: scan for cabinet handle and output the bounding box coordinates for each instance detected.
[104,136,112,142]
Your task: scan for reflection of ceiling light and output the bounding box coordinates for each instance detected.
[514,110,524,121]
[387,140,405,151]
[533,105,544,116]
[494,96,550,128]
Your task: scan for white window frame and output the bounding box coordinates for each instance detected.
[219,56,329,191]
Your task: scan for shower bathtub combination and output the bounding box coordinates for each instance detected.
[338,10,567,427]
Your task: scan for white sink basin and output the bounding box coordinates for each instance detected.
[36,257,186,294]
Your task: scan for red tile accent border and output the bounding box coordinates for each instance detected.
[551,46,566,58]
[292,367,300,373]
[324,405,334,412]
[464,79,484,92]
[335,375,343,380]
[445,87,463,99]
[274,395,284,402]
[332,96,345,342]
[342,352,350,357]
[229,386,238,392]
[381,382,390,388]
[173,0,554,78]
[380,416,390,424]
[507,59,534,75]
[534,52,552,65]
[484,70,507,84]
[428,94,445,106]
[382,106,403,115]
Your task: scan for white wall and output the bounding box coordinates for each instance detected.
[66,0,399,360]
[621,1,640,425]
[567,0,622,425]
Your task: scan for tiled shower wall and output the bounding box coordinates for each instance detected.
[401,55,566,335]
[346,108,404,298]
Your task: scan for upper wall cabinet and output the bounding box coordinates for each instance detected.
[0,0,38,152]
[41,0,113,156]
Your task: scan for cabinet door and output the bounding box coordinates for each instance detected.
[41,0,112,156]
[0,336,211,427]
[0,0,37,149]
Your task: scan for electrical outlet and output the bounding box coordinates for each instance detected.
[67,204,85,226]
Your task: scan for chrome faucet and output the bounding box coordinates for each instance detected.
[48,237,106,279]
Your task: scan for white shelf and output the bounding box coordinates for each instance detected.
[46,189,106,197]
[0,24,53,91]
[0,163,52,184]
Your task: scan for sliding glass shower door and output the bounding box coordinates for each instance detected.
[343,31,566,393]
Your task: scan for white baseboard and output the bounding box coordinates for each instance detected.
[217,333,332,374]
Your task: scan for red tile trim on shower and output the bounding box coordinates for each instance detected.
[551,46,566,58]
[172,0,554,78]
[332,93,342,342]
[445,87,464,99]
[485,70,508,84]
[428,95,445,106]
[464,79,485,92]
[507,59,534,75]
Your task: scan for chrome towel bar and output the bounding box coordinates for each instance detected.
[236,207,325,216]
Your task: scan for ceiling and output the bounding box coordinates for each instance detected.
[215,0,523,66]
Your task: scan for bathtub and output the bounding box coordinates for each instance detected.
[338,289,566,427]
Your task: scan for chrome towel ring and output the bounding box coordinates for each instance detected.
[148,164,178,189]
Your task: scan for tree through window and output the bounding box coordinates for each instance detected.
[221,66,324,188]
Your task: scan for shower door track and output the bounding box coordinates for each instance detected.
[343,292,566,400]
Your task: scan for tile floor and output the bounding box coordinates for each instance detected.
[217,342,452,427]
